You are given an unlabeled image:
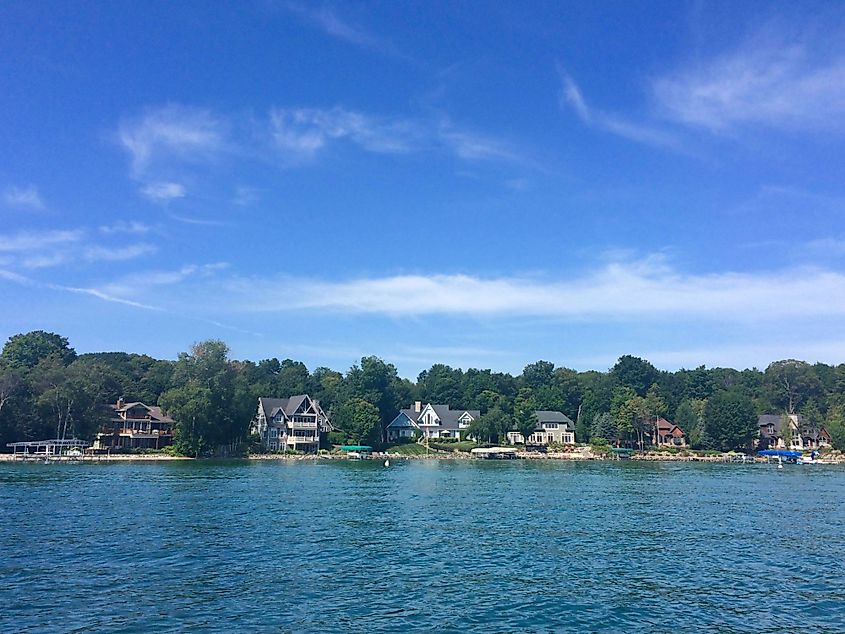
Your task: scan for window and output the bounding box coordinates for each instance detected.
[543,422,558,429]
[270,428,278,438]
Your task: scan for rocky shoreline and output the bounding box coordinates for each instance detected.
[3,449,844,464]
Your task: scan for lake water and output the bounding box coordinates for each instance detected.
[1,459,844,633]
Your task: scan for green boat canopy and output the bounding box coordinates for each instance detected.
[339,445,373,452]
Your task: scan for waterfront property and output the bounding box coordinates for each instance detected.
[386,401,480,441]
[506,410,576,445]
[93,398,175,450]
[758,414,830,450]
[653,416,686,447]
[252,395,332,453]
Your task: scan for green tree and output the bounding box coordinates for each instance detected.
[2,330,76,368]
[610,355,658,396]
[825,405,845,451]
[764,359,822,414]
[336,397,380,445]
[675,398,705,448]
[159,340,238,455]
[159,383,214,457]
[468,407,507,444]
[513,389,538,444]
[703,391,757,452]
[590,412,616,444]
[520,360,555,390]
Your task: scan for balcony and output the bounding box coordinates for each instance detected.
[290,421,318,429]
[288,435,319,444]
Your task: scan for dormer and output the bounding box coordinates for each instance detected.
[418,403,440,426]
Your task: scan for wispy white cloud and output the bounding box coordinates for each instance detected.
[0,229,83,253]
[171,214,229,227]
[51,284,161,310]
[283,2,389,52]
[652,35,845,133]
[117,103,526,188]
[217,257,845,323]
[3,185,45,210]
[232,186,259,207]
[269,106,527,166]
[270,107,421,159]
[98,221,154,235]
[558,70,681,148]
[83,243,157,263]
[0,266,160,310]
[0,228,156,269]
[99,263,228,297]
[118,105,224,177]
[438,124,522,162]
[141,181,186,202]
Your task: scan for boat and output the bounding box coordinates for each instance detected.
[797,450,822,465]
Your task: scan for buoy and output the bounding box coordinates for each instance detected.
[384,459,390,467]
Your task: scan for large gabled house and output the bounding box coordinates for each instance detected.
[252,395,332,453]
[758,414,830,450]
[386,402,480,441]
[93,398,175,450]
[506,410,576,445]
[653,417,686,447]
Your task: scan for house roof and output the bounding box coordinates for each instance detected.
[258,395,309,420]
[656,416,684,437]
[394,404,480,431]
[109,402,174,423]
[534,410,574,427]
[758,414,797,438]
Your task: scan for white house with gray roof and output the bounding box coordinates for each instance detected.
[507,410,576,445]
[387,401,480,441]
[252,395,332,453]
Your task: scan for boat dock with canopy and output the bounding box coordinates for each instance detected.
[758,449,802,464]
[6,439,91,461]
[339,445,373,460]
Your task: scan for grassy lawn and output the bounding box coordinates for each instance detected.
[429,440,478,453]
[383,443,433,455]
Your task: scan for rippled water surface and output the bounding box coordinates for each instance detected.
[2,459,845,632]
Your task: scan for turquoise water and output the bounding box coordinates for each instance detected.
[1,460,844,633]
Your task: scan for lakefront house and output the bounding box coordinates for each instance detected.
[93,398,175,450]
[506,410,577,445]
[757,414,830,450]
[653,416,686,447]
[386,402,480,441]
[252,395,332,453]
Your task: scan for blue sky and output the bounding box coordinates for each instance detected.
[3,1,845,377]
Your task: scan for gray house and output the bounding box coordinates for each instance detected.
[252,395,332,453]
[758,414,830,450]
[506,410,576,445]
[386,401,480,441]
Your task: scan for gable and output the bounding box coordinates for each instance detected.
[387,412,419,429]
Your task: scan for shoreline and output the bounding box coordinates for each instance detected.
[3,450,843,464]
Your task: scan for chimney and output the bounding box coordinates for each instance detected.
[117,397,124,409]
[415,401,422,413]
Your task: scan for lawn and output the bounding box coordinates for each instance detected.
[383,443,433,455]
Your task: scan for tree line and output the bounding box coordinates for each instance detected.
[2,330,845,455]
